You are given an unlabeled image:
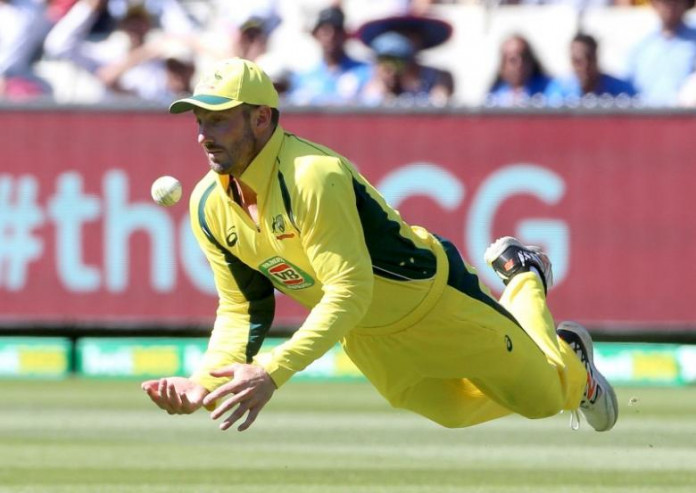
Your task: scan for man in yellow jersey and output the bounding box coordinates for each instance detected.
[142,58,618,433]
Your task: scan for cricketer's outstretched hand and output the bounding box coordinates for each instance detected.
[203,363,276,432]
[141,377,208,415]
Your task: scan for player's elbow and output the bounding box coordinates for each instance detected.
[352,281,374,325]
[326,273,374,321]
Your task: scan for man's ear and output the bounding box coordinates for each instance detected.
[253,106,273,133]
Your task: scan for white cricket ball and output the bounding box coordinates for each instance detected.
[151,176,182,207]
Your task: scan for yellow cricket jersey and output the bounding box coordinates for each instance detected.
[189,125,454,390]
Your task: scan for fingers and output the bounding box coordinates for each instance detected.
[141,380,158,391]
[219,401,250,431]
[166,381,182,414]
[210,388,250,419]
[145,384,169,411]
[213,390,263,432]
[141,377,198,415]
[142,378,170,411]
[203,379,244,407]
[237,406,261,432]
[202,364,242,407]
[179,392,193,412]
[207,372,274,432]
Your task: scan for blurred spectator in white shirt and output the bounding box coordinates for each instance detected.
[185,0,292,101]
[105,0,196,35]
[0,0,55,101]
[196,0,281,62]
[625,0,696,106]
[43,0,195,104]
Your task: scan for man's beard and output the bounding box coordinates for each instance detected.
[209,124,258,176]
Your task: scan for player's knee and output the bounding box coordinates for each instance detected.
[386,393,472,429]
[429,414,474,429]
[516,396,564,419]
[521,407,560,420]
[384,391,408,410]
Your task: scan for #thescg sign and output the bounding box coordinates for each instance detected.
[0,111,693,332]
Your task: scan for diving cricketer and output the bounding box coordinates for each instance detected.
[142,58,618,433]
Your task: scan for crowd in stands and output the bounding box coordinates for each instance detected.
[2,0,696,108]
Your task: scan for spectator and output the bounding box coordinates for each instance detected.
[625,0,696,106]
[355,13,454,106]
[287,5,370,106]
[486,34,551,107]
[198,0,281,63]
[545,33,636,106]
[0,0,55,101]
[106,0,197,35]
[355,12,453,54]
[500,0,613,7]
[258,55,293,100]
[227,10,280,63]
[191,0,290,100]
[43,0,195,104]
[358,31,453,106]
[161,43,195,100]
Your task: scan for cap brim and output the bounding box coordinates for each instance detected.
[168,94,244,114]
[356,15,452,50]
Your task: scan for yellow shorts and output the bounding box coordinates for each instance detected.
[342,242,586,428]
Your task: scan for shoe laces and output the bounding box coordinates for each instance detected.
[562,409,582,430]
[569,410,581,430]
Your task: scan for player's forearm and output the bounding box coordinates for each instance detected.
[256,279,373,387]
[191,303,273,391]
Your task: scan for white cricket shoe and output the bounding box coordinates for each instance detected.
[484,236,554,293]
[557,321,619,432]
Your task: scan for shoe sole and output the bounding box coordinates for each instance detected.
[558,321,619,431]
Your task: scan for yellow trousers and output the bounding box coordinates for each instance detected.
[342,271,587,428]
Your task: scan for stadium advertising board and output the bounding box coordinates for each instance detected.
[0,110,692,333]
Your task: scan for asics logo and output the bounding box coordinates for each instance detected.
[226,227,238,247]
[585,372,600,404]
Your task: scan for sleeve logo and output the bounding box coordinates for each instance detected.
[259,256,315,290]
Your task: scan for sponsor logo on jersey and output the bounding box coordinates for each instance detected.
[259,256,314,290]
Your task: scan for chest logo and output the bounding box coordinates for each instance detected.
[271,214,295,240]
[259,256,314,290]
[225,226,238,247]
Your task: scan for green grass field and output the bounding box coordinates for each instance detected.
[1,380,694,493]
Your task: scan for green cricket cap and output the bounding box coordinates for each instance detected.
[169,57,279,114]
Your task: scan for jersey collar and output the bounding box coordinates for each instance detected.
[240,125,284,196]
